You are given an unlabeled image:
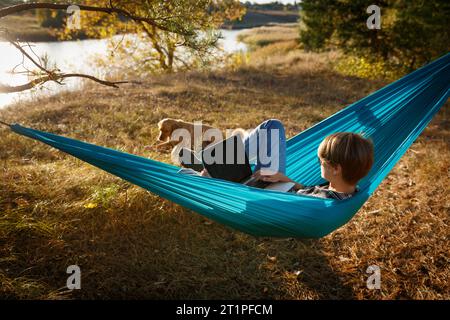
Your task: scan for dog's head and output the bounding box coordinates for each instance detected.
[157,118,183,142]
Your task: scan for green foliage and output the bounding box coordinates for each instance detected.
[334,55,405,81]
[299,0,336,51]
[35,9,65,28]
[391,1,450,68]
[299,0,450,73]
[61,0,245,73]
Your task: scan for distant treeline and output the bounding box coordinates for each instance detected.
[242,1,300,12]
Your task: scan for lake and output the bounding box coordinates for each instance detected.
[0,29,247,108]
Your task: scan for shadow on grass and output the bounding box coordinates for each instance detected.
[54,198,356,299]
[240,195,356,300]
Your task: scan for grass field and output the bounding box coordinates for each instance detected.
[0,25,448,299]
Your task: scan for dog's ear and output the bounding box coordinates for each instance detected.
[159,118,178,130]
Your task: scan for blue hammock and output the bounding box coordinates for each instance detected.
[6,53,450,238]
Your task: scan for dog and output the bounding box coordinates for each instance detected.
[148,118,249,166]
[151,118,218,151]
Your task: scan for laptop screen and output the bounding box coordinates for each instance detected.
[201,135,252,183]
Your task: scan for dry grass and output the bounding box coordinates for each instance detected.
[0,26,448,300]
[0,14,58,42]
[238,24,299,49]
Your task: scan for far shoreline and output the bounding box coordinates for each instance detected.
[1,8,299,43]
[7,23,298,43]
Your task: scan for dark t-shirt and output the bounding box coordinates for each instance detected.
[289,182,358,200]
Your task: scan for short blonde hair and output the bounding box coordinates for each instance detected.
[318,132,374,185]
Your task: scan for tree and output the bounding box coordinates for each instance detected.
[61,0,245,73]
[299,0,450,70]
[390,1,450,68]
[35,8,65,28]
[0,1,244,93]
[298,0,336,51]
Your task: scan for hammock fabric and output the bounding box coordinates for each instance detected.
[6,53,450,238]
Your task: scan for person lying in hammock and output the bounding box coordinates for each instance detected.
[182,119,374,200]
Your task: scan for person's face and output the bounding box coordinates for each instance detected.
[318,154,340,182]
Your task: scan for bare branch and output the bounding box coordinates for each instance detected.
[8,39,50,75]
[59,73,132,87]
[0,28,141,94]
[0,119,11,127]
[173,55,192,70]
[0,73,132,94]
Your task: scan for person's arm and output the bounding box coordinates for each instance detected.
[282,176,304,191]
[291,182,304,191]
[252,170,304,190]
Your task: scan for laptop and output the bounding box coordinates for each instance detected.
[199,135,295,192]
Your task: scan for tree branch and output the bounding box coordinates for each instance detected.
[0,2,201,94]
[0,119,11,127]
[0,2,192,36]
[0,31,138,94]
[8,40,51,75]
[0,74,132,94]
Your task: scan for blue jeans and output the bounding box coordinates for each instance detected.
[177,119,287,176]
[244,119,286,174]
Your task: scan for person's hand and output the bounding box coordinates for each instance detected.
[200,169,210,177]
[252,170,289,183]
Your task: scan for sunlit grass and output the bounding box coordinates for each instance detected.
[238,24,299,49]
